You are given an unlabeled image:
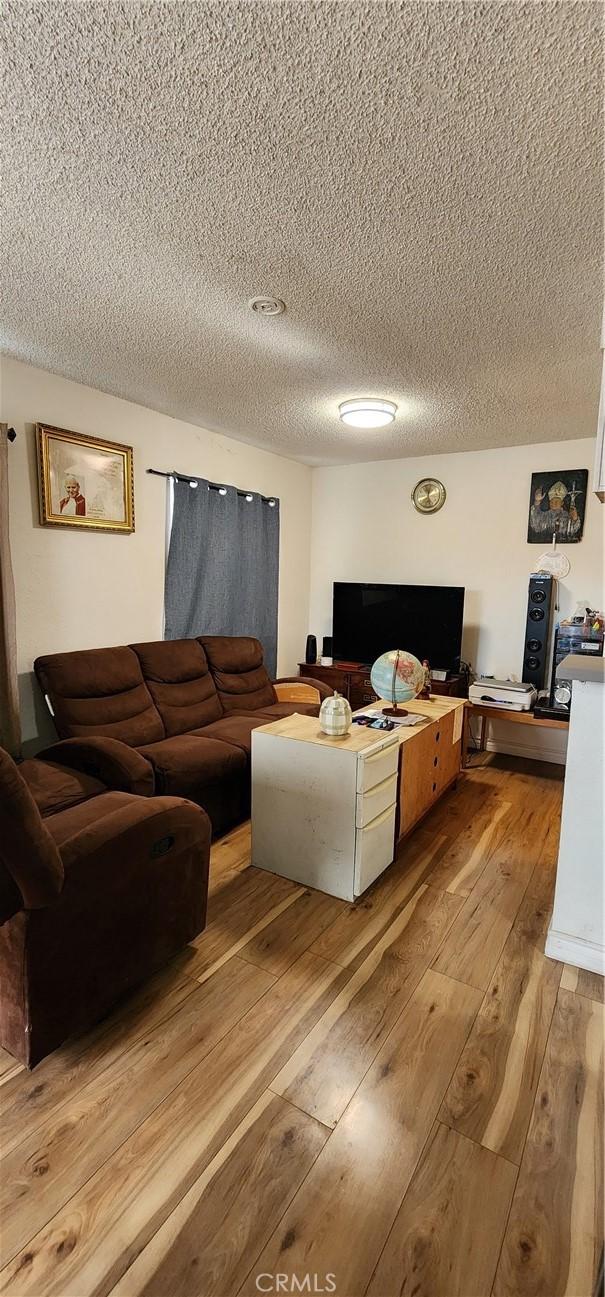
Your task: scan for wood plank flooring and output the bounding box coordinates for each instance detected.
[1,753,602,1297]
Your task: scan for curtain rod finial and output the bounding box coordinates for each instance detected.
[7,428,16,442]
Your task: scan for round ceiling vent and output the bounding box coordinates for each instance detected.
[249,296,286,317]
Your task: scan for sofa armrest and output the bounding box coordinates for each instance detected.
[274,675,332,702]
[34,737,155,797]
[59,795,211,877]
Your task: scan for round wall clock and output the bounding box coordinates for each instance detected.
[412,478,446,514]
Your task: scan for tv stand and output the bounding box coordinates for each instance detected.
[299,662,467,710]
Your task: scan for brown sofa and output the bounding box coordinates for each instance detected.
[35,636,329,837]
[0,747,211,1067]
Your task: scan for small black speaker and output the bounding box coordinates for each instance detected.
[322,636,333,658]
[521,574,555,692]
[305,634,317,664]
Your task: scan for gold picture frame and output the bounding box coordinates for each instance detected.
[36,423,135,533]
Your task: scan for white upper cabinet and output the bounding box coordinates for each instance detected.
[594,316,605,502]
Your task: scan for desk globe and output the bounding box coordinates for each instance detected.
[370,650,424,717]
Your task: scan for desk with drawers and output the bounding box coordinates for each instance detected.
[251,697,465,900]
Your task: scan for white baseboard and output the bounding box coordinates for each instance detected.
[545,927,605,975]
[484,737,567,765]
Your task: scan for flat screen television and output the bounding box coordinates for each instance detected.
[332,582,465,672]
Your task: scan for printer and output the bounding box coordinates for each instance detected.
[468,678,537,712]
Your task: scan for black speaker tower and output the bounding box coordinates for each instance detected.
[522,573,555,692]
[305,634,317,665]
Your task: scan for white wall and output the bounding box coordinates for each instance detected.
[4,354,603,766]
[309,439,604,762]
[2,357,312,752]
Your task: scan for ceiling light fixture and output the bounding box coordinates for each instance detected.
[249,296,286,317]
[338,398,397,429]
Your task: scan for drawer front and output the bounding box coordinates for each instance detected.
[357,740,400,793]
[356,772,398,827]
[397,711,461,839]
[299,664,349,694]
[398,719,439,837]
[348,670,373,687]
[434,709,461,791]
[349,685,378,710]
[354,804,397,896]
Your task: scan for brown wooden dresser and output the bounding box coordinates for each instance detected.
[299,662,466,711]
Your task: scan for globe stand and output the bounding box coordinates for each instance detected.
[383,651,408,717]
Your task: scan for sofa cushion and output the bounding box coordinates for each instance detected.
[35,647,164,746]
[46,791,136,849]
[20,759,106,817]
[249,702,321,720]
[137,734,246,798]
[200,636,276,713]
[191,715,268,755]
[131,639,222,736]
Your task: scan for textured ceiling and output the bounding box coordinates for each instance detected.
[1,1,603,466]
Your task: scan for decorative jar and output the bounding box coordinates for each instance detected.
[319,691,352,737]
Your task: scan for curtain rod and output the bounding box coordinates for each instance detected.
[146,467,277,505]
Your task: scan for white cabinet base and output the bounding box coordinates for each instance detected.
[251,723,399,901]
[545,928,605,977]
[354,804,397,895]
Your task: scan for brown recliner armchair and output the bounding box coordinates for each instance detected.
[0,748,211,1068]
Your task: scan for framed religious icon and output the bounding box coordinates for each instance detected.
[527,469,588,544]
[36,423,134,533]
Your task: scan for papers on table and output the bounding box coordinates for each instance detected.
[359,710,424,728]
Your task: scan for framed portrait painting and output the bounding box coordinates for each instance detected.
[36,423,134,533]
[527,469,588,544]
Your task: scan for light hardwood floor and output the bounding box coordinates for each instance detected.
[1,754,602,1297]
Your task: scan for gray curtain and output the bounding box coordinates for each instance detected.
[165,476,280,675]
